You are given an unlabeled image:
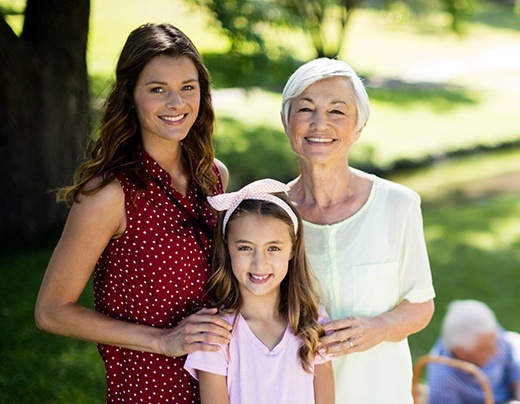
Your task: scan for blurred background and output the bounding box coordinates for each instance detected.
[1,0,519,401]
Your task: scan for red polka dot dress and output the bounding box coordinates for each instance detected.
[94,151,223,403]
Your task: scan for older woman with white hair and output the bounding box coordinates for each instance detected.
[280,58,436,403]
[427,300,520,403]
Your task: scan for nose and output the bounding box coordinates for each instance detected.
[311,110,327,130]
[166,90,183,108]
[253,251,267,269]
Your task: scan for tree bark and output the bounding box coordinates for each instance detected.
[0,0,90,242]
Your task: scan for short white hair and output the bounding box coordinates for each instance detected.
[442,300,498,351]
[281,58,370,133]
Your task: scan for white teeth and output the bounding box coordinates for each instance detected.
[307,137,333,143]
[250,273,269,280]
[162,114,184,122]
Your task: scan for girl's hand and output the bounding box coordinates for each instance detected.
[320,316,385,357]
[158,308,233,357]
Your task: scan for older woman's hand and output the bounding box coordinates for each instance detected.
[158,308,233,357]
[320,300,435,357]
[320,316,386,357]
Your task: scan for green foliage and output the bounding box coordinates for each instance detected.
[189,0,485,58]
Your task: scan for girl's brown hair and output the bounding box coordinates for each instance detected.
[206,193,324,372]
[57,23,217,203]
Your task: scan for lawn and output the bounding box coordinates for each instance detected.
[1,176,518,401]
[84,1,520,181]
[1,0,519,401]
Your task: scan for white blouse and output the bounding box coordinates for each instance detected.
[304,173,435,404]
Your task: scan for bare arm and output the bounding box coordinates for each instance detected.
[199,371,229,404]
[35,179,232,356]
[321,299,434,356]
[214,158,229,191]
[314,361,335,404]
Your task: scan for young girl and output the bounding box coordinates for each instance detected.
[185,179,335,404]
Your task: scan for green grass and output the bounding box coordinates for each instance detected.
[1,176,518,401]
[0,239,105,403]
[409,191,520,360]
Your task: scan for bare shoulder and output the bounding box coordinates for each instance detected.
[71,177,126,238]
[214,158,229,191]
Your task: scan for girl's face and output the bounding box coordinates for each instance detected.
[284,76,361,166]
[133,55,200,150]
[226,214,293,301]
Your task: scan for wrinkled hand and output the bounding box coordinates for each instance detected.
[158,308,233,357]
[320,316,386,357]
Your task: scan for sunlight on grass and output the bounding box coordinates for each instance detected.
[390,148,520,198]
[88,0,229,77]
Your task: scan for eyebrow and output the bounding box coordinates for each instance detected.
[233,239,286,245]
[143,78,199,86]
[298,96,348,106]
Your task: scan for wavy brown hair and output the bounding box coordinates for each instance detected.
[206,193,324,372]
[57,23,217,203]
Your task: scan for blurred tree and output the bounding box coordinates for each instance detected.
[0,0,90,242]
[190,0,478,58]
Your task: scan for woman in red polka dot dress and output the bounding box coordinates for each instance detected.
[35,23,232,402]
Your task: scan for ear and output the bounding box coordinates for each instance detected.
[280,111,288,134]
[451,347,468,361]
[352,125,364,143]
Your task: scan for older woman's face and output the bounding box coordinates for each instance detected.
[284,76,361,165]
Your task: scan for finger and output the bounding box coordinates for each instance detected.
[191,310,233,331]
[320,329,351,345]
[183,341,222,354]
[322,318,353,332]
[194,307,219,315]
[185,331,231,346]
[323,341,352,357]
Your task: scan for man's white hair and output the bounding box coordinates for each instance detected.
[281,58,370,133]
[442,300,498,351]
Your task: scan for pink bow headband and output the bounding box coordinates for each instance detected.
[207,179,299,235]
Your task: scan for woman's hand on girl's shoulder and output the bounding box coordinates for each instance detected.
[157,307,233,357]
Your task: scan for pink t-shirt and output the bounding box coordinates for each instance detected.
[184,306,331,404]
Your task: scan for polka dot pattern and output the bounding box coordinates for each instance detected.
[94,151,222,402]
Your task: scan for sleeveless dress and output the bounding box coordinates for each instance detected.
[94,150,223,403]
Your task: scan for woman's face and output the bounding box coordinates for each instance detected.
[284,76,361,165]
[133,55,200,150]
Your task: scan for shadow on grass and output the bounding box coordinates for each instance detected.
[202,51,303,92]
[366,77,479,112]
[214,117,300,190]
[0,239,105,402]
[470,2,520,32]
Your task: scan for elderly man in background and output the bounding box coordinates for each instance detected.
[427,300,520,404]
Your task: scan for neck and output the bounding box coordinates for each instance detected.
[239,291,282,322]
[293,160,354,208]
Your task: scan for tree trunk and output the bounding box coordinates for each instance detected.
[0,0,90,242]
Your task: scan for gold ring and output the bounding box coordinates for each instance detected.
[349,340,354,349]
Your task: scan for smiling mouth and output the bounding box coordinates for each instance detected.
[249,273,272,283]
[160,114,186,123]
[305,137,335,143]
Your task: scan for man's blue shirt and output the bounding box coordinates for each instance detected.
[427,330,520,404]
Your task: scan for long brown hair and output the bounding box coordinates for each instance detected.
[206,193,324,372]
[57,23,217,203]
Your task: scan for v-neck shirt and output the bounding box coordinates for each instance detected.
[185,307,331,404]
